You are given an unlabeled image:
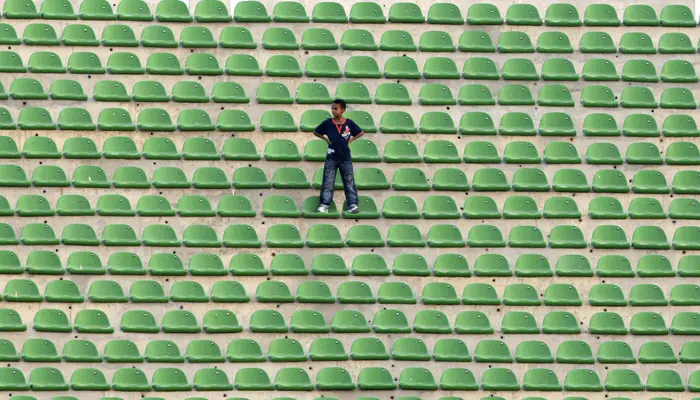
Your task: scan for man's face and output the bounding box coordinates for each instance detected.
[331,103,344,118]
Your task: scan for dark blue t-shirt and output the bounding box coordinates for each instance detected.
[314,118,362,161]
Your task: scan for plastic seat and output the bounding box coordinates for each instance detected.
[619,32,655,54]
[30,309,67,332]
[18,107,57,130]
[383,56,420,79]
[380,30,415,51]
[624,4,659,26]
[498,31,534,53]
[505,3,540,25]
[22,23,59,46]
[622,59,658,83]
[375,83,411,105]
[101,24,137,47]
[498,84,534,106]
[501,58,537,81]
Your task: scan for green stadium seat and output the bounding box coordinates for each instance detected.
[348,1,384,23]
[380,29,415,51]
[556,343,594,365]
[580,32,615,53]
[660,4,695,26]
[586,142,622,164]
[111,367,151,390]
[225,254,265,279]
[23,23,59,45]
[537,31,573,53]
[0,51,25,73]
[501,58,537,80]
[132,80,168,102]
[151,367,192,391]
[623,4,658,26]
[341,29,377,51]
[537,84,574,107]
[392,338,430,361]
[622,59,658,82]
[192,0,230,21]
[344,55,381,79]
[56,193,95,216]
[179,26,216,48]
[301,28,337,50]
[0,26,19,49]
[657,32,694,55]
[508,225,546,247]
[271,1,307,22]
[499,111,536,135]
[629,312,668,335]
[661,87,696,109]
[584,4,619,26]
[305,56,341,78]
[544,142,580,164]
[459,111,496,135]
[65,51,104,74]
[457,32,494,55]
[497,31,534,53]
[515,340,554,363]
[184,339,224,363]
[265,54,302,77]
[139,25,176,47]
[183,53,221,75]
[387,3,423,23]
[262,27,298,50]
[622,114,660,137]
[539,60,577,84]
[114,0,151,20]
[506,3,541,25]
[497,84,533,106]
[105,51,145,74]
[2,0,38,18]
[93,81,128,102]
[375,82,412,105]
[522,368,562,391]
[51,81,88,103]
[145,53,183,75]
[597,341,635,363]
[563,369,603,391]
[231,1,269,22]
[582,58,619,82]
[418,84,455,106]
[154,0,191,21]
[383,56,420,79]
[631,226,669,249]
[413,55,453,79]
[18,107,56,130]
[352,338,388,360]
[419,31,455,52]
[619,32,655,54]
[120,310,160,333]
[102,24,137,46]
[581,84,618,107]
[256,82,292,104]
[33,308,71,332]
[10,78,48,100]
[481,368,520,391]
[662,59,698,83]
[457,85,495,107]
[465,3,501,24]
[544,3,581,25]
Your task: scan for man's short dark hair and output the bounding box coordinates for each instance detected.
[332,99,347,109]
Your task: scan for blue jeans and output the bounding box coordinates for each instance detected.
[320,157,358,207]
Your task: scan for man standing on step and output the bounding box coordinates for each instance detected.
[313,99,364,214]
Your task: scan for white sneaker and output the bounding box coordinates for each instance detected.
[347,204,360,214]
[317,204,329,213]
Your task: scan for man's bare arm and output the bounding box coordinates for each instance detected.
[313,132,332,144]
[348,131,364,144]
